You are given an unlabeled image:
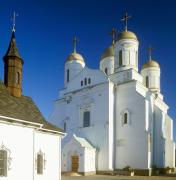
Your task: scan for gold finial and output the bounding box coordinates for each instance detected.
[73,36,79,53]
[12,11,18,32]
[109,28,117,45]
[147,46,154,61]
[121,12,131,31]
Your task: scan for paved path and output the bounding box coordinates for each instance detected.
[62,174,176,180]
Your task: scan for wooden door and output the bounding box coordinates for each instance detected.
[71,155,79,172]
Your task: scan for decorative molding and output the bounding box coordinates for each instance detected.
[0,143,12,170]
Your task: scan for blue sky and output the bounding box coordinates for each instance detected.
[0,0,176,140]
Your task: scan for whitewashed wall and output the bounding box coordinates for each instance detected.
[0,120,61,180]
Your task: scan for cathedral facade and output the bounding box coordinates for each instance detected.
[49,17,175,175]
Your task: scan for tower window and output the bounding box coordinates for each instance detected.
[119,50,122,66]
[83,111,90,127]
[16,72,20,84]
[88,78,91,84]
[135,51,138,66]
[67,69,69,82]
[84,78,87,85]
[81,81,83,86]
[105,68,108,75]
[146,76,149,88]
[37,153,44,175]
[0,150,7,176]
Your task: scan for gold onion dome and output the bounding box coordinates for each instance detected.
[66,52,84,63]
[142,60,160,70]
[117,31,138,41]
[101,45,114,60]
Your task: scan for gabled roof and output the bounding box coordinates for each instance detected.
[0,81,63,133]
[73,134,95,150]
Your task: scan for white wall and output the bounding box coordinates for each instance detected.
[0,120,61,180]
[115,81,149,169]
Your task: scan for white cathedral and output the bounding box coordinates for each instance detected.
[49,15,175,176]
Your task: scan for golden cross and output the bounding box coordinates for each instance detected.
[12,11,18,32]
[147,46,153,61]
[121,12,131,31]
[73,36,79,53]
[109,28,117,45]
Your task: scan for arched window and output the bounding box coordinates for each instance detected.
[105,68,108,75]
[0,149,7,176]
[146,76,149,88]
[16,72,20,84]
[67,69,69,82]
[81,81,83,86]
[83,111,90,127]
[88,78,91,84]
[135,51,138,66]
[119,50,122,66]
[37,153,44,175]
[122,110,130,125]
[84,78,87,85]
[124,113,128,124]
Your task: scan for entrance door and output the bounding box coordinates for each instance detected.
[71,155,79,172]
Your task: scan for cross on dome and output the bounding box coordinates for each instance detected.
[73,36,79,53]
[109,28,117,45]
[147,46,154,61]
[121,12,131,31]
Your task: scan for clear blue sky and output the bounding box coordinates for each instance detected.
[0,0,176,140]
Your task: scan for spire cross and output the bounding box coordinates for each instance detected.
[109,28,117,45]
[147,46,153,61]
[12,11,18,32]
[121,12,131,31]
[73,36,78,53]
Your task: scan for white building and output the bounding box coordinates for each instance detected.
[0,29,65,180]
[49,18,175,176]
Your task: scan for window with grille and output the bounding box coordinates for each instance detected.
[37,154,43,175]
[0,150,7,177]
[83,111,90,127]
[119,50,122,66]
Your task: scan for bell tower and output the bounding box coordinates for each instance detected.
[3,12,24,97]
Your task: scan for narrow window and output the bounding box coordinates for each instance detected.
[83,111,90,127]
[105,68,108,75]
[37,154,43,175]
[124,113,128,124]
[67,69,69,82]
[16,72,20,84]
[64,122,66,131]
[81,81,83,86]
[119,50,122,66]
[146,76,149,88]
[0,150,7,177]
[84,78,87,85]
[135,51,138,66]
[88,78,91,84]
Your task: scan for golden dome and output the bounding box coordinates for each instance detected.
[142,60,160,70]
[66,52,84,63]
[117,31,138,41]
[100,45,114,60]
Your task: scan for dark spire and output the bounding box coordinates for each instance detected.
[3,31,22,61]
